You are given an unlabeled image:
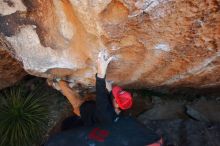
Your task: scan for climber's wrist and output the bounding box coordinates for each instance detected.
[97,68,106,78]
[97,73,105,78]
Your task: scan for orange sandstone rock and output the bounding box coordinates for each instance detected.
[0,0,219,89]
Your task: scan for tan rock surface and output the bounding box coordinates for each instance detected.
[0,0,220,89]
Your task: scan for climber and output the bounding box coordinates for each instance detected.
[45,50,163,146]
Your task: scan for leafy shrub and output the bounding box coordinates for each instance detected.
[0,85,49,146]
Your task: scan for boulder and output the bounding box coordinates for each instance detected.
[0,36,26,89]
[0,0,220,89]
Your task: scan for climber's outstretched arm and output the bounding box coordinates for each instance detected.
[95,50,117,123]
[58,81,84,116]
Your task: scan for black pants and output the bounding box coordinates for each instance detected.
[61,100,97,131]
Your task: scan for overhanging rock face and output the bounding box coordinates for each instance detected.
[0,0,220,89]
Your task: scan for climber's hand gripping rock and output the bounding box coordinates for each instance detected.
[97,50,114,78]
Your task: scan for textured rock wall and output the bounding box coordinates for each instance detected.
[0,0,220,90]
[0,36,26,89]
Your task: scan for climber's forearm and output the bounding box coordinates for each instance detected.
[61,87,78,107]
[59,81,82,109]
[62,89,81,116]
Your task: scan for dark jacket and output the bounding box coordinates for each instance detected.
[45,75,161,146]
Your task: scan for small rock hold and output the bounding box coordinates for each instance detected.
[185,105,209,122]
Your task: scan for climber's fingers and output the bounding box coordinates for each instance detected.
[98,50,114,63]
[98,49,106,59]
[98,49,109,61]
[47,78,60,90]
[107,56,114,65]
[47,78,69,91]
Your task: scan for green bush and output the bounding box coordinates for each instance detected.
[0,85,49,146]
